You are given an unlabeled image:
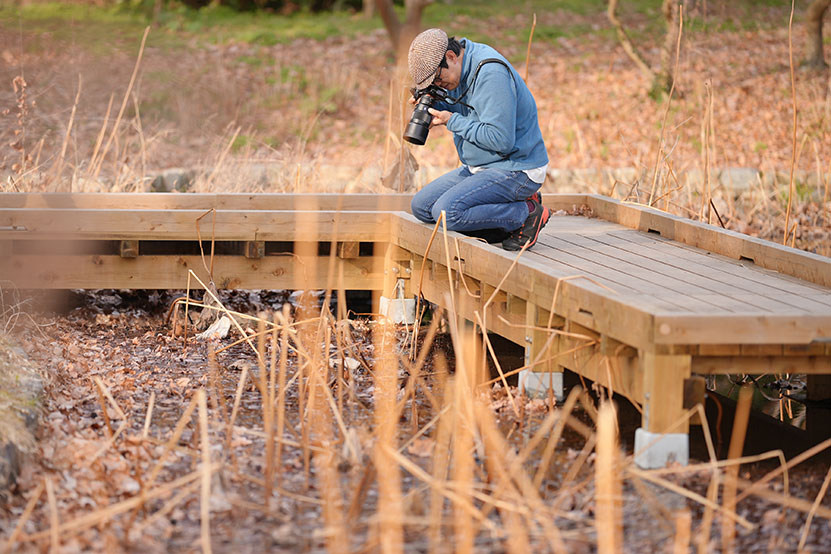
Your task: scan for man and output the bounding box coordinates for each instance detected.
[407,28,550,251]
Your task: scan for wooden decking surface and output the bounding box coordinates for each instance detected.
[534,215,831,317]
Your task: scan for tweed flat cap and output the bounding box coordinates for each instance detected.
[408,28,448,91]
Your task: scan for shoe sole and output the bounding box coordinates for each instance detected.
[523,207,550,249]
[502,206,550,251]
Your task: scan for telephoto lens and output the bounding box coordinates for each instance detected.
[403,94,434,146]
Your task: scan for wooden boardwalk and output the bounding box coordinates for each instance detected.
[2,192,830,467]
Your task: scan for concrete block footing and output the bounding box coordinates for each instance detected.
[634,428,689,469]
[518,370,564,402]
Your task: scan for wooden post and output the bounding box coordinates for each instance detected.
[244,241,264,259]
[634,351,691,468]
[522,302,565,399]
[641,352,691,435]
[119,240,138,258]
[807,374,831,443]
[337,241,360,259]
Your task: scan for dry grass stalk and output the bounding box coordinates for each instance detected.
[428,354,452,551]
[386,446,498,534]
[309,335,348,554]
[50,75,81,190]
[373,319,404,553]
[45,476,60,552]
[90,26,150,180]
[2,479,45,553]
[21,467,218,543]
[721,384,753,553]
[672,509,692,554]
[797,463,831,551]
[783,0,798,244]
[474,402,531,553]
[629,467,754,530]
[524,13,537,82]
[530,387,582,488]
[450,330,476,553]
[146,393,199,486]
[142,391,156,439]
[197,389,213,554]
[648,5,684,206]
[275,304,291,486]
[595,403,623,553]
[735,436,831,504]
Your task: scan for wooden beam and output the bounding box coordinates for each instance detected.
[654,314,831,346]
[692,356,831,375]
[0,255,384,290]
[0,209,391,242]
[0,192,414,212]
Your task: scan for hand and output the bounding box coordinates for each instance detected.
[428,108,451,127]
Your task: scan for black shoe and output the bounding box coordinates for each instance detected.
[502,200,550,251]
[528,191,542,205]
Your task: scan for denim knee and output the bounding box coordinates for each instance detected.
[411,193,433,224]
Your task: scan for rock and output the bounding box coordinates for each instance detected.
[150,168,197,192]
[0,335,43,494]
[719,167,760,192]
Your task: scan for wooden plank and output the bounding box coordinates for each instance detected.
[641,353,691,434]
[607,229,831,302]
[534,239,736,314]
[0,255,384,290]
[692,356,831,375]
[654,313,831,345]
[584,195,831,288]
[548,232,798,314]
[417,270,526,344]
[0,209,390,242]
[0,193,414,212]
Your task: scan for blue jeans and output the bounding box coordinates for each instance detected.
[410,167,539,233]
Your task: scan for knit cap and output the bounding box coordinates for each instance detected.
[408,28,448,91]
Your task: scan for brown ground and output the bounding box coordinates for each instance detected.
[1,290,831,552]
[1,4,831,552]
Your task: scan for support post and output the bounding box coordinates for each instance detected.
[119,240,139,258]
[807,374,831,443]
[634,352,691,468]
[377,244,414,323]
[519,302,565,401]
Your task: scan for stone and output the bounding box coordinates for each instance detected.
[150,168,197,192]
[718,167,760,192]
[633,428,689,469]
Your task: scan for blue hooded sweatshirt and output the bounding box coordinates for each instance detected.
[436,38,549,171]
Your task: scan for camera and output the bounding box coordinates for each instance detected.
[403,85,449,146]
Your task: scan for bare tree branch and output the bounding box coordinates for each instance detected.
[607,0,655,82]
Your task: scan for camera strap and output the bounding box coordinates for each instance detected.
[448,58,514,111]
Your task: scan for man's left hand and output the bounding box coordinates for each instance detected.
[428,108,452,128]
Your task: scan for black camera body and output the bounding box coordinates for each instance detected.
[403,85,450,146]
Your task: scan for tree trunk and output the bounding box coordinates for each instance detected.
[805,0,831,69]
[363,0,374,19]
[374,0,432,61]
[655,0,680,94]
